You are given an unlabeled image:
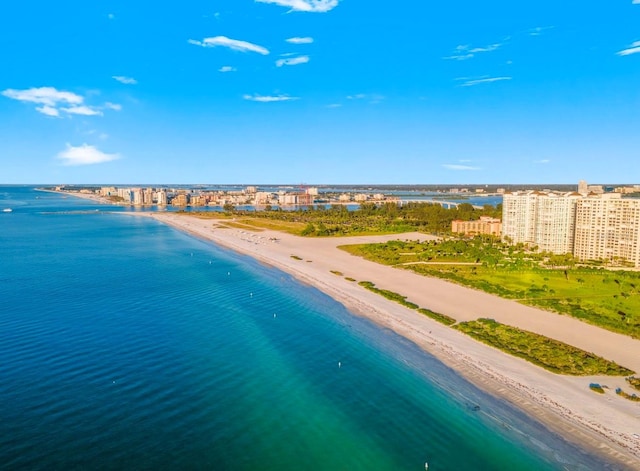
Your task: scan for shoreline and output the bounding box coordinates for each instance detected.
[134,211,640,469]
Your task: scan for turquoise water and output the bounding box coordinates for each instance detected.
[0,187,610,470]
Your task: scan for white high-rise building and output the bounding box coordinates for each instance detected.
[574,194,640,267]
[501,191,541,245]
[156,190,167,205]
[502,191,581,254]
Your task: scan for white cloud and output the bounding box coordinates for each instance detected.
[458,76,512,86]
[243,94,298,102]
[36,105,60,117]
[443,164,480,171]
[528,26,554,36]
[57,144,120,166]
[534,159,551,164]
[326,103,342,108]
[219,66,237,72]
[276,55,309,67]
[108,13,115,20]
[104,102,122,111]
[346,93,384,104]
[616,40,640,56]
[189,36,269,55]
[634,0,640,4]
[2,86,83,107]
[256,0,339,13]
[286,36,314,44]
[61,105,103,116]
[444,42,503,60]
[112,75,137,85]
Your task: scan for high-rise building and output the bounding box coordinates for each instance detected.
[578,180,588,195]
[574,194,640,267]
[132,188,144,205]
[502,191,580,253]
[502,183,640,267]
[143,188,154,205]
[156,190,167,206]
[501,191,541,245]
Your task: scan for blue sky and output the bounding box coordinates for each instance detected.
[1,0,639,184]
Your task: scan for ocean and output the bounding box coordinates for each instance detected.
[0,186,612,470]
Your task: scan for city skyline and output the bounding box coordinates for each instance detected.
[1,1,639,184]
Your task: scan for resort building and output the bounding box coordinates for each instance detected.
[501,191,541,245]
[502,191,581,254]
[451,216,502,236]
[574,194,640,267]
[503,183,640,266]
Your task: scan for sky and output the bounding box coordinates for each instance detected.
[1,0,639,185]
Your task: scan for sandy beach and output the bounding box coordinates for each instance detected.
[128,211,640,469]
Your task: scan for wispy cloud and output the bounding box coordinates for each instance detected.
[57,144,120,166]
[528,26,554,36]
[104,102,122,111]
[2,87,83,107]
[616,40,640,56]
[534,159,551,164]
[346,93,384,104]
[107,13,115,20]
[444,42,503,60]
[276,55,309,67]
[255,0,339,13]
[457,76,512,87]
[61,105,103,116]
[286,36,314,44]
[243,94,299,102]
[443,164,480,171]
[634,0,640,4]
[112,75,137,85]
[218,66,237,72]
[326,103,342,108]
[35,105,60,117]
[2,87,121,117]
[188,36,269,55]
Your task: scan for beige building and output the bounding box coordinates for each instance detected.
[574,194,640,267]
[452,216,502,236]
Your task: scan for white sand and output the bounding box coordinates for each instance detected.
[131,212,640,467]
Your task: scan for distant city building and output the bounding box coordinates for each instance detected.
[143,188,154,205]
[338,194,351,202]
[132,188,144,206]
[451,216,502,236]
[156,190,167,205]
[245,186,257,194]
[172,193,188,206]
[587,185,604,195]
[100,186,117,197]
[306,187,319,196]
[578,180,588,195]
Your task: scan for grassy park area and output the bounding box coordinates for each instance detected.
[341,237,640,338]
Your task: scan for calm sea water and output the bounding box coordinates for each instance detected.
[0,187,611,470]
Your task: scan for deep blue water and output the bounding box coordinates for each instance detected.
[0,186,612,470]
